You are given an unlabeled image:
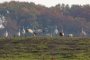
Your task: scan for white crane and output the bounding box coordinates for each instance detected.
[80,27,87,36]
[6,10,10,14]
[4,30,8,37]
[26,29,34,34]
[0,15,7,29]
[17,29,21,37]
[54,26,59,35]
[22,27,26,35]
[26,28,36,36]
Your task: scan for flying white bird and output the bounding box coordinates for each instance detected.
[26,28,37,36]
[26,29,34,34]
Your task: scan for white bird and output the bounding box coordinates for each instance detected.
[54,26,59,35]
[0,15,7,29]
[4,30,8,37]
[26,29,34,34]
[22,27,26,34]
[26,28,38,36]
[81,28,87,36]
[68,34,73,37]
[7,10,10,14]
[0,24,5,29]
[17,29,21,37]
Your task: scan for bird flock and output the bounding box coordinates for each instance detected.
[3,26,87,38]
[0,10,87,38]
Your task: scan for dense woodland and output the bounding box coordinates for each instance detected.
[0,1,90,36]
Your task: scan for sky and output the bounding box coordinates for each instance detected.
[0,0,90,7]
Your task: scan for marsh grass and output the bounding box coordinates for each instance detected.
[0,36,90,60]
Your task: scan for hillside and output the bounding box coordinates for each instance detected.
[0,1,90,36]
